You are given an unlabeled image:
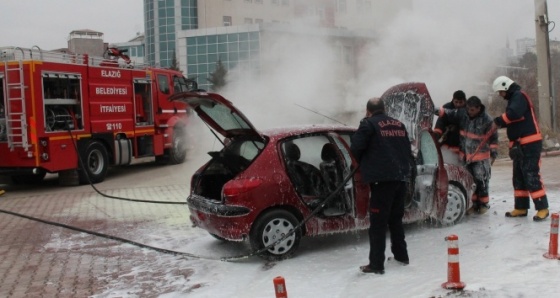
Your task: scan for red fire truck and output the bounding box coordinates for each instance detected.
[0,46,197,185]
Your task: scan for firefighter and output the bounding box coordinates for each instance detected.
[491,76,549,221]
[351,97,413,274]
[433,90,467,154]
[435,96,498,215]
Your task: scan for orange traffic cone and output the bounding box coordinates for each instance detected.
[442,234,466,290]
[273,276,288,298]
[544,213,560,259]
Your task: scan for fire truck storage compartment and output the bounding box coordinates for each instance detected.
[137,135,154,157]
[114,138,132,165]
[42,72,83,131]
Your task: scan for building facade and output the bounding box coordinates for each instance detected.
[144,0,412,68]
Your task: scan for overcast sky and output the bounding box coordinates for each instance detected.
[1,0,559,51]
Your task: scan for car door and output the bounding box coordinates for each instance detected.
[327,132,359,218]
[415,129,449,218]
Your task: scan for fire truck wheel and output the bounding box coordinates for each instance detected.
[11,169,47,185]
[79,141,109,184]
[168,128,187,164]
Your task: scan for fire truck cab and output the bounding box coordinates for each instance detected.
[0,46,197,185]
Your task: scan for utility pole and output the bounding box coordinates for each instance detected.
[534,0,556,132]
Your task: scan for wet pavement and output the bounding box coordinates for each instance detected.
[0,161,198,297]
[1,153,560,297]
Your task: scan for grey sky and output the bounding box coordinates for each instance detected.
[1,1,559,51]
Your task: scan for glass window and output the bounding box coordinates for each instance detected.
[217,34,228,43]
[196,36,207,44]
[197,44,207,54]
[228,34,239,42]
[218,43,228,53]
[187,45,197,55]
[157,74,170,94]
[208,53,218,64]
[244,18,253,24]
[197,54,208,63]
[208,35,217,44]
[223,16,232,26]
[207,44,217,54]
[239,41,249,51]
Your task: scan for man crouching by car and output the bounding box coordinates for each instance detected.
[351,97,413,275]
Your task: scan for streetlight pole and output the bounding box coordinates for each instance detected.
[534,0,556,132]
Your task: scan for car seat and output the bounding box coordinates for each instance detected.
[319,143,341,192]
[284,143,324,198]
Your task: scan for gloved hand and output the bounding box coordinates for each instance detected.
[508,142,523,161]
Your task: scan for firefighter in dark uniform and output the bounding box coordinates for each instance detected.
[351,97,413,274]
[491,76,549,221]
[433,90,466,153]
[436,96,498,214]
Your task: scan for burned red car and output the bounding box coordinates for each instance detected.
[170,82,475,260]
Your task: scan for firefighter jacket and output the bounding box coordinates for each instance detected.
[493,83,542,145]
[433,101,461,151]
[350,112,413,184]
[437,104,498,162]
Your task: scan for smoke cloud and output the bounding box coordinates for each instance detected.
[213,1,537,130]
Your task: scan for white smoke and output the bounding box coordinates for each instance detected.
[214,1,538,129]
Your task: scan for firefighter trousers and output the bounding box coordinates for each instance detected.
[466,159,491,204]
[368,181,408,270]
[512,141,548,210]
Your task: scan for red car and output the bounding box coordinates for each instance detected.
[170,82,475,260]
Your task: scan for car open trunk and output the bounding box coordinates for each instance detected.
[191,136,265,201]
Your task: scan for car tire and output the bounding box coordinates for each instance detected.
[250,209,301,261]
[439,183,466,226]
[78,141,109,184]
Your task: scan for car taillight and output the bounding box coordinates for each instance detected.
[222,178,263,199]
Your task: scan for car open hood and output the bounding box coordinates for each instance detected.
[169,91,260,138]
[381,82,434,145]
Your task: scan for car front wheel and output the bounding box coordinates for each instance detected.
[249,209,301,261]
[439,184,466,226]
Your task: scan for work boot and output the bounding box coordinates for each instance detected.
[505,209,528,217]
[0,189,5,196]
[478,203,490,215]
[466,202,479,215]
[533,209,549,222]
[467,204,478,215]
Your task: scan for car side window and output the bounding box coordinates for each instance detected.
[419,130,438,165]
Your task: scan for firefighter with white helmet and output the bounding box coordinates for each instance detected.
[491,76,549,221]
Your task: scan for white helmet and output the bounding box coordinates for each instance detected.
[492,76,514,92]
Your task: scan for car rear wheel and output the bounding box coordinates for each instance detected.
[250,209,301,261]
[439,184,466,226]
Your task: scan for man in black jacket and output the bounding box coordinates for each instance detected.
[491,76,549,221]
[351,97,413,274]
[433,90,466,154]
